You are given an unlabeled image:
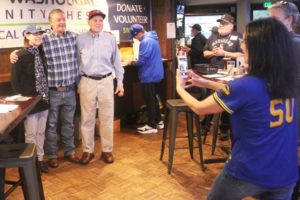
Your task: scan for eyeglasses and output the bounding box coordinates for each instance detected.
[280,1,288,5]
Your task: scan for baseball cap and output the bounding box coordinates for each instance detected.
[25,25,45,34]
[217,14,235,24]
[88,9,106,20]
[190,24,201,31]
[130,24,143,38]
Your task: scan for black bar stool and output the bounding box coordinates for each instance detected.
[160,99,204,174]
[0,143,45,200]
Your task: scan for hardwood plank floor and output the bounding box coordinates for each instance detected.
[4,115,243,200]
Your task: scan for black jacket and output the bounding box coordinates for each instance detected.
[11,49,49,114]
[189,32,207,68]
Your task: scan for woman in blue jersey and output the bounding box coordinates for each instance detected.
[176,17,298,200]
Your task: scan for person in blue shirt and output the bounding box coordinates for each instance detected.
[177,17,298,200]
[130,24,164,134]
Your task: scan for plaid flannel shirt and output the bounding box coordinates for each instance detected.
[42,31,78,87]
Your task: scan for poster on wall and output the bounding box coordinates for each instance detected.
[0,0,151,48]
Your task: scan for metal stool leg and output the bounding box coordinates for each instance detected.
[0,168,5,200]
[168,109,178,174]
[22,159,44,200]
[212,113,221,155]
[194,115,205,172]
[160,107,169,161]
[19,168,30,200]
[186,112,194,159]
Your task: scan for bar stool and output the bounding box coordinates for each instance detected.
[160,99,204,174]
[0,143,45,200]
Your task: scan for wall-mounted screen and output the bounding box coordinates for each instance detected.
[253,10,269,20]
[184,14,223,40]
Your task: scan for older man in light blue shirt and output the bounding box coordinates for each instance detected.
[77,9,124,165]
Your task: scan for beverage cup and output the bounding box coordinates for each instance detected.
[223,57,231,71]
[227,60,236,75]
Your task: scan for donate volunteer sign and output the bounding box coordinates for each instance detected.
[0,0,151,48]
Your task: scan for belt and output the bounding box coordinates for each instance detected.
[49,84,74,92]
[82,72,112,81]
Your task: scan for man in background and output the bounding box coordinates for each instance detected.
[203,13,243,140]
[183,24,207,68]
[77,10,124,165]
[130,24,164,134]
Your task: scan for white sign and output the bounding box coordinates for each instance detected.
[0,0,110,48]
[166,22,175,39]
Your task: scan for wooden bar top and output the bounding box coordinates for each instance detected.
[0,96,40,136]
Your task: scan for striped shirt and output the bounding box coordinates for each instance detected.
[42,31,78,87]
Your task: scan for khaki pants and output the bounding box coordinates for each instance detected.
[78,75,114,153]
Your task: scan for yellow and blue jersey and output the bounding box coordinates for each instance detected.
[214,75,298,188]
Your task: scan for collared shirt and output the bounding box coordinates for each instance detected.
[76,31,124,86]
[42,30,78,87]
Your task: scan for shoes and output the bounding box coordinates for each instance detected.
[48,158,59,168]
[219,132,229,141]
[79,152,94,165]
[100,152,114,164]
[64,153,80,163]
[137,125,158,134]
[156,121,164,129]
[38,161,49,173]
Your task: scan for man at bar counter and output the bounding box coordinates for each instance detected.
[203,13,243,141]
[130,24,164,134]
[76,10,124,165]
[183,24,207,68]
[10,9,80,168]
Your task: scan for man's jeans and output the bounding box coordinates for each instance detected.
[45,89,76,159]
[208,170,295,200]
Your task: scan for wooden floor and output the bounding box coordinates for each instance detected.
[5,115,235,200]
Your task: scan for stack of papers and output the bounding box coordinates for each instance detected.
[0,104,18,113]
[5,95,31,101]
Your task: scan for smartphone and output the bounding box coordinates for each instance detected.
[177,55,188,78]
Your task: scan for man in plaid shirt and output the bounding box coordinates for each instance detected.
[43,9,80,168]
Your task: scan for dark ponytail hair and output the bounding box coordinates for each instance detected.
[245,17,297,98]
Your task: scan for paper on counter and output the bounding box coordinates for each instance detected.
[203,74,227,78]
[216,76,234,82]
[0,104,18,113]
[5,95,31,101]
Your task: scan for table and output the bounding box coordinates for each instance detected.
[0,96,41,136]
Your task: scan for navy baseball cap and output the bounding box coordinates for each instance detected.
[130,24,143,38]
[25,25,45,34]
[88,9,106,20]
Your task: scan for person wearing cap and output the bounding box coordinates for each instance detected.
[130,24,164,134]
[183,24,207,68]
[76,10,124,165]
[204,13,243,66]
[11,25,49,173]
[203,13,243,141]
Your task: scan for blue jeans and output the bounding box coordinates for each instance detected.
[207,170,295,200]
[45,89,76,159]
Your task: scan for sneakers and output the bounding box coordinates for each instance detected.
[156,121,164,129]
[137,125,158,134]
